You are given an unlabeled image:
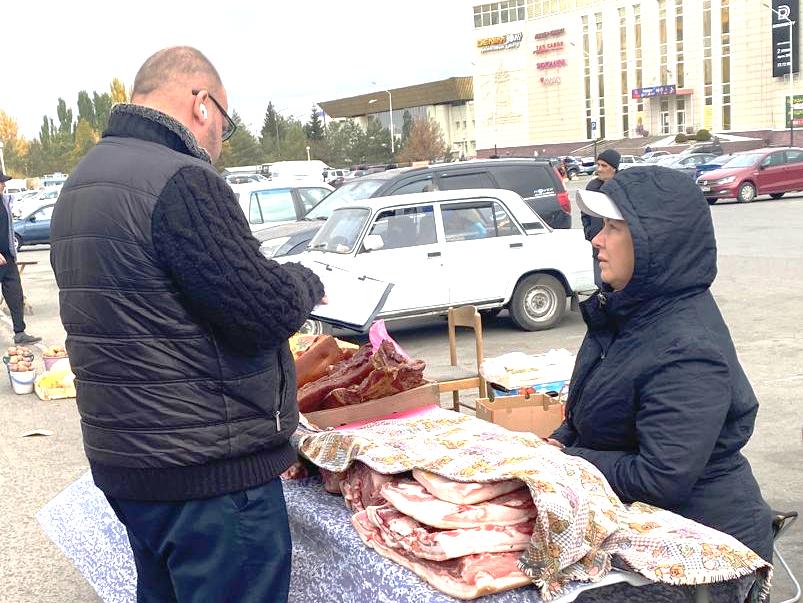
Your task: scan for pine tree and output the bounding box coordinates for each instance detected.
[304,105,324,141]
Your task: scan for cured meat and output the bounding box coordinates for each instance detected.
[352,510,531,600]
[339,462,396,512]
[294,335,343,388]
[297,344,375,413]
[365,503,533,561]
[319,468,347,494]
[380,480,537,529]
[279,461,309,480]
[319,340,426,410]
[413,469,524,505]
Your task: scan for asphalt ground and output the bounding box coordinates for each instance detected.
[0,178,800,602]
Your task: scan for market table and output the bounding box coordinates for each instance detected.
[37,471,650,603]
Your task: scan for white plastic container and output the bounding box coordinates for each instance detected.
[9,370,36,394]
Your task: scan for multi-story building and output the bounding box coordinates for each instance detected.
[318,77,476,159]
[471,0,803,156]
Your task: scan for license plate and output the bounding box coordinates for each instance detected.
[700,186,711,192]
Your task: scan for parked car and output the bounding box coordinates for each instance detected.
[578,157,597,175]
[229,180,333,234]
[696,147,803,204]
[255,158,572,258]
[617,154,647,170]
[323,168,350,186]
[12,187,60,218]
[278,189,594,334]
[556,156,584,179]
[659,153,717,178]
[225,173,267,185]
[641,150,670,162]
[684,140,724,155]
[694,154,734,181]
[13,204,54,251]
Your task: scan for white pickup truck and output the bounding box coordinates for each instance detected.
[277,189,595,333]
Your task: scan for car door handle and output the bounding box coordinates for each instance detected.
[509,242,523,248]
[427,251,442,258]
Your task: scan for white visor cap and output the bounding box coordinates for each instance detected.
[575,189,624,220]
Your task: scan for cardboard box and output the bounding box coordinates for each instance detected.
[476,392,565,438]
[304,382,440,429]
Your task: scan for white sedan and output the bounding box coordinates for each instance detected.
[280,189,595,332]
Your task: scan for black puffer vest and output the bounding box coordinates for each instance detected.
[50,106,298,501]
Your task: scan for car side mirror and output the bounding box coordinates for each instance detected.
[363,234,384,252]
[28,216,36,223]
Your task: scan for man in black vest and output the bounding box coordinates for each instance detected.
[0,172,41,345]
[50,47,325,603]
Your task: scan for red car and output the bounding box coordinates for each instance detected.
[696,147,803,204]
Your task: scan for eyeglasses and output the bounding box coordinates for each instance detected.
[192,89,237,142]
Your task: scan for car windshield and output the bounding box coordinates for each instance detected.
[305,179,384,220]
[309,207,370,253]
[723,153,763,168]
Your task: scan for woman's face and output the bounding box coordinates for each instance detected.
[592,218,635,291]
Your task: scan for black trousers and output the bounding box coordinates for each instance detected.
[0,257,26,334]
[105,478,292,603]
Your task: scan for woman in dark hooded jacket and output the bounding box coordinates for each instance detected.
[549,166,773,600]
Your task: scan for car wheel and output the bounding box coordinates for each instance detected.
[706,197,718,205]
[509,274,566,331]
[13,234,22,253]
[737,182,756,203]
[770,192,785,199]
[297,319,331,337]
[480,308,502,319]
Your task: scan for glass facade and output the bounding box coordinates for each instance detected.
[721,0,731,129]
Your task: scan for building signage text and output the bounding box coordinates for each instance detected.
[477,32,523,53]
[540,76,561,85]
[534,41,564,54]
[537,59,567,70]
[772,0,800,77]
[534,28,565,39]
[631,84,677,99]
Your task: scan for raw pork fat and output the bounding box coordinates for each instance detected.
[413,469,524,504]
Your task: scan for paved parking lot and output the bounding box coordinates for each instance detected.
[0,182,801,602]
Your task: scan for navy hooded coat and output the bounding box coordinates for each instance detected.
[551,166,774,562]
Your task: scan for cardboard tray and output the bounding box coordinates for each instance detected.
[476,392,565,438]
[304,383,440,429]
[34,382,77,401]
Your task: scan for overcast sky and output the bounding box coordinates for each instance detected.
[4,0,475,139]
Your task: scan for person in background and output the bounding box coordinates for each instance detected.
[0,172,41,345]
[548,166,773,602]
[583,149,620,286]
[50,47,325,603]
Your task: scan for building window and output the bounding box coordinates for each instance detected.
[675,0,684,88]
[583,15,592,139]
[634,4,643,113]
[661,98,670,134]
[474,1,526,27]
[676,98,686,133]
[620,7,629,137]
[596,12,606,138]
[659,0,668,84]
[721,0,731,129]
[703,0,712,106]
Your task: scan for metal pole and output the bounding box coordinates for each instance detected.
[790,19,795,146]
[387,90,395,154]
[0,143,5,174]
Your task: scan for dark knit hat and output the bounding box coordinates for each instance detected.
[597,149,621,170]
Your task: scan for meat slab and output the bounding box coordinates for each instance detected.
[339,462,397,512]
[365,503,533,561]
[380,480,537,529]
[352,510,532,600]
[413,469,525,505]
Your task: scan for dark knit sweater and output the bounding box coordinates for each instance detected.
[51,104,324,501]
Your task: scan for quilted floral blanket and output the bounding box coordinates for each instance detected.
[297,406,772,601]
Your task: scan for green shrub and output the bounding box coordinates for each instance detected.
[674,133,688,143]
[696,128,712,141]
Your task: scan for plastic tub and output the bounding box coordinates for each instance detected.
[9,370,36,395]
[43,355,68,371]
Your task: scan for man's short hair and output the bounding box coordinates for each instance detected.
[132,46,222,97]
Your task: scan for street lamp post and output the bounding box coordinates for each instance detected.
[305,145,311,161]
[766,3,795,145]
[369,83,395,155]
[0,140,5,174]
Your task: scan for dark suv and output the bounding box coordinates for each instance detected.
[254,159,571,258]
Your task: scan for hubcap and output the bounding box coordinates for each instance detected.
[741,185,755,202]
[523,286,557,322]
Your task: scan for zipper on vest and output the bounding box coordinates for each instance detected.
[274,410,281,431]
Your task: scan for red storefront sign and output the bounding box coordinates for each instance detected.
[537,59,567,69]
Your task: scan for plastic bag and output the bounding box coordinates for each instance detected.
[368,320,410,360]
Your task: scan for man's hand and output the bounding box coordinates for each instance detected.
[0,253,7,266]
[320,295,328,305]
[545,438,565,449]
